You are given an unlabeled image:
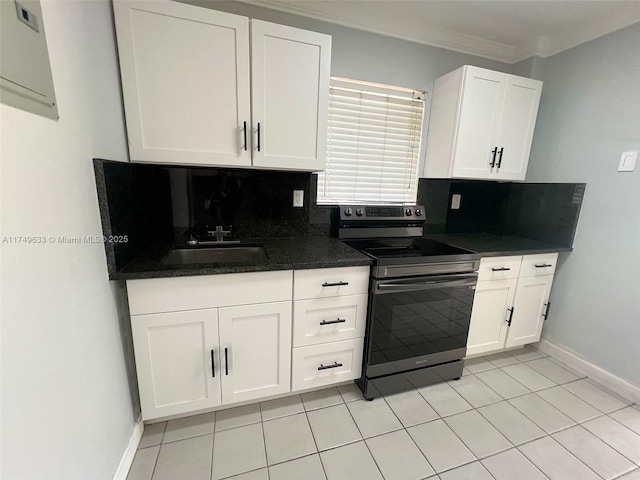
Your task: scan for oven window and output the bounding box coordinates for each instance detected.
[368,286,474,365]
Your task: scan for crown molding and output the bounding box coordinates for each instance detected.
[236,0,520,63]
[237,0,640,65]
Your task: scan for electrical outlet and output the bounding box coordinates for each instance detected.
[293,190,304,207]
[451,194,462,210]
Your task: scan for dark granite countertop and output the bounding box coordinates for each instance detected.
[111,235,372,280]
[425,233,572,257]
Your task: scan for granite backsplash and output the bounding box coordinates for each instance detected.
[94,159,313,272]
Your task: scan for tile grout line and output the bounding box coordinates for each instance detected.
[209,412,217,480]
[341,398,386,478]
[147,422,167,480]
[301,399,328,480]
[515,434,607,480]
[582,414,640,468]
[381,394,440,476]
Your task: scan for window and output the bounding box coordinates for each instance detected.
[317,77,426,205]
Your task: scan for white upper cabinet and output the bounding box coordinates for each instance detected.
[113,1,251,167]
[424,65,542,181]
[251,20,331,171]
[113,1,331,171]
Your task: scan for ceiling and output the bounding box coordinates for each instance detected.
[237,0,640,63]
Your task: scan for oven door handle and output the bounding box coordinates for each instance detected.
[376,276,477,292]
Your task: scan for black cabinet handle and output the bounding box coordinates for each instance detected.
[492,267,511,272]
[224,347,229,376]
[490,147,498,168]
[322,281,349,287]
[211,349,215,378]
[243,121,247,151]
[543,302,551,319]
[506,307,514,326]
[320,318,347,326]
[257,123,261,152]
[535,264,553,268]
[318,362,343,371]
[496,147,504,168]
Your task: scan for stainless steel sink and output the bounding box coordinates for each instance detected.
[163,245,267,265]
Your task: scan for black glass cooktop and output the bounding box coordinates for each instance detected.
[344,238,479,261]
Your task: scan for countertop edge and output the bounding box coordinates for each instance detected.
[109,258,373,281]
[475,246,573,257]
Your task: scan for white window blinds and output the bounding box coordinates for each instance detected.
[317,77,425,205]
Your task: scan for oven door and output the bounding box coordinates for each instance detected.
[365,273,477,377]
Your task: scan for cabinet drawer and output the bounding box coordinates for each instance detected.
[477,256,522,281]
[294,266,369,300]
[293,294,367,347]
[127,270,292,315]
[520,253,558,278]
[291,339,364,391]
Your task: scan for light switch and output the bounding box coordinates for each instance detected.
[618,151,637,172]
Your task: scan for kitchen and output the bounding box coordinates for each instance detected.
[1,1,639,480]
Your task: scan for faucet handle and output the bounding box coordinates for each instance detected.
[207,225,231,242]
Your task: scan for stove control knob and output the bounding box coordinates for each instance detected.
[344,208,353,216]
[415,208,423,216]
[355,208,364,216]
[405,208,413,216]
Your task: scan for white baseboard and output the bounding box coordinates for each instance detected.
[537,338,640,405]
[113,417,144,480]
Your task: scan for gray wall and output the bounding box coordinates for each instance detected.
[1,1,137,478]
[182,0,516,175]
[526,23,640,385]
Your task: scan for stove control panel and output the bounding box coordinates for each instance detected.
[339,205,425,220]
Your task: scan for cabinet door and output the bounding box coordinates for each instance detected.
[219,301,292,404]
[466,279,517,356]
[505,276,553,348]
[451,67,507,179]
[131,309,221,420]
[113,1,251,166]
[495,76,543,180]
[250,20,331,171]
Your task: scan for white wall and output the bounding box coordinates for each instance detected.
[0,1,136,479]
[526,23,640,385]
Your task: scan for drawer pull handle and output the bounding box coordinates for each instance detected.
[320,318,347,326]
[506,307,514,326]
[322,281,349,287]
[224,347,229,376]
[490,147,498,168]
[491,267,511,272]
[211,349,215,378]
[535,264,553,268]
[543,301,551,319]
[318,362,343,371]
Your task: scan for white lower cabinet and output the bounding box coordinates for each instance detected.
[292,338,364,391]
[128,266,369,420]
[467,253,556,357]
[290,267,369,391]
[466,280,517,357]
[219,301,292,404]
[131,309,222,419]
[505,275,553,348]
